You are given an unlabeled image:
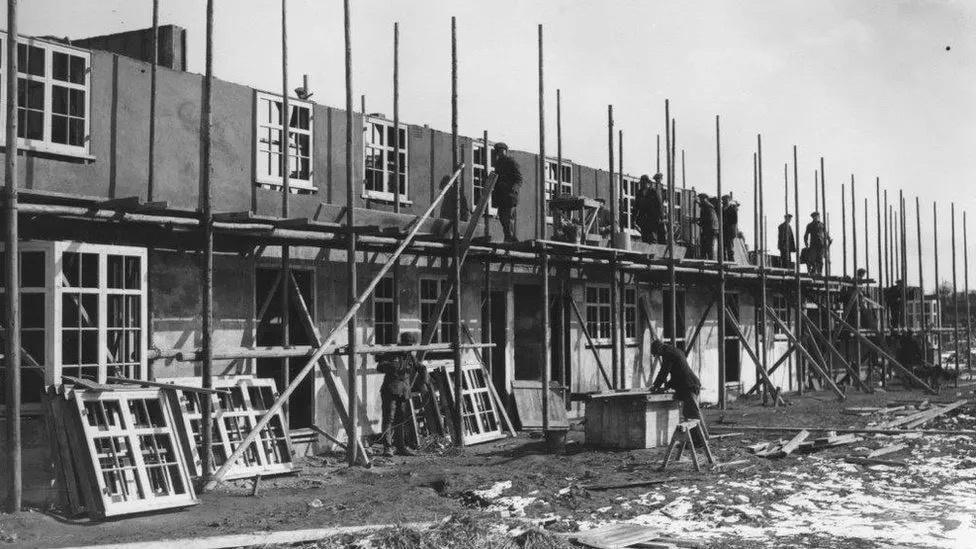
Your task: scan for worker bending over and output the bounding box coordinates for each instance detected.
[491,142,522,243]
[377,332,428,457]
[650,339,707,441]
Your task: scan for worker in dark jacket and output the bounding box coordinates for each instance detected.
[650,339,707,441]
[777,214,796,268]
[490,142,522,242]
[803,211,828,275]
[635,174,665,243]
[721,195,739,261]
[697,193,718,259]
[377,332,428,457]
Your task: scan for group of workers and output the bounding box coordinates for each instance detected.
[778,211,831,275]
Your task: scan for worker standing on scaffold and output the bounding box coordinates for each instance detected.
[491,142,522,243]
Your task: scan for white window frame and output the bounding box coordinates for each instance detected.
[771,292,789,339]
[363,115,410,204]
[0,31,92,159]
[623,286,639,344]
[584,284,612,344]
[373,275,396,345]
[545,158,573,224]
[621,175,639,235]
[472,140,497,216]
[419,277,455,345]
[254,91,315,191]
[0,241,147,414]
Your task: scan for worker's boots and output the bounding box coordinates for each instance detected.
[382,445,395,457]
[396,446,416,456]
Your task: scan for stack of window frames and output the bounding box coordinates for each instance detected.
[162,375,295,481]
[46,386,198,518]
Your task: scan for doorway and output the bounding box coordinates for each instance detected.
[256,267,315,430]
[486,290,507,399]
[513,284,543,381]
[723,292,741,384]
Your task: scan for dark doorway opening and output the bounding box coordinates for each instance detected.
[513,284,543,381]
[487,290,507,399]
[256,267,315,430]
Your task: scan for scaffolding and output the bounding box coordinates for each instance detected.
[2,1,973,510]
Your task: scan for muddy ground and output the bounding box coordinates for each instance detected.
[3,385,976,548]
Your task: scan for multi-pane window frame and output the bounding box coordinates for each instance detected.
[0,31,93,159]
[472,140,497,216]
[623,286,639,344]
[363,115,409,204]
[373,275,396,346]
[419,277,456,346]
[0,241,147,413]
[620,175,639,236]
[253,90,315,191]
[57,242,147,386]
[0,242,53,413]
[584,284,613,345]
[545,158,573,224]
[770,293,790,339]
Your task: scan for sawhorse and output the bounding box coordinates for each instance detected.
[660,419,715,472]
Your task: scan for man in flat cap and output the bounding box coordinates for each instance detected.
[376,332,428,456]
[721,195,739,261]
[635,174,666,243]
[490,142,522,243]
[697,193,718,259]
[803,211,829,275]
[778,213,796,268]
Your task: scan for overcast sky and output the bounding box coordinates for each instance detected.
[9,0,976,290]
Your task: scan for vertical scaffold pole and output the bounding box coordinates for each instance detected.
[757,135,769,405]
[877,181,885,340]
[934,202,941,365]
[900,193,908,335]
[952,203,960,384]
[965,212,972,373]
[716,116,727,409]
[556,89,565,390]
[200,0,215,484]
[451,16,465,443]
[537,24,552,433]
[4,0,22,513]
[618,129,625,388]
[666,101,676,349]
[608,105,618,388]
[392,22,402,339]
[820,157,832,374]
[343,0,360,462]
[916,197,925,355]
[852,176,861,385]
[793,147,802,395]
[279,0,292,426]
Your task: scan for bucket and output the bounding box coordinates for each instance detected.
[613,232,631,250]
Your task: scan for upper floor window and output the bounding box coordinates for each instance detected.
[545,159,573,202]
[0,32,91,158]
[585,284,612,343]
[419,278,455,345]
[623,286,639,341]
[472,141,497,215]
[364,116,408,203]
[373,275,396,345]
[254,91,314,191]
[621,175,638,233]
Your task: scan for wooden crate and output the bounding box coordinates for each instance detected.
[584,392,680,449]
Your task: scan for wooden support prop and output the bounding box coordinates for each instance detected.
[723,309,786,405]
[105,376,230,395]
[744,343,796,397]
[802,315,869,393]
[416,173,498,364]
[828,309,937,394]
[764,306,846,400]
[203,166,464,490]
[569,297,614,389]
[309,424,348,451]
[683,295,716,353]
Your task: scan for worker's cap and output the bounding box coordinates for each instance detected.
[697,193,710,200]
[653,173,663,181]
[493,142,509,152]
[651,339,665,355]
[639,174,652,184]
[784,213,793,219]
[811,211,820,218]
[399,331,419,346]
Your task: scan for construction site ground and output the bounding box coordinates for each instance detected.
[3,384,976,549]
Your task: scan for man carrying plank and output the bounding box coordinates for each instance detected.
[651,339,708,443]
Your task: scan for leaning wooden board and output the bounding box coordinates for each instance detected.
[511,379,570,430]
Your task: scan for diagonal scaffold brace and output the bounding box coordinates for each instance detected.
[764,305,847,400]
[203,165,465,490]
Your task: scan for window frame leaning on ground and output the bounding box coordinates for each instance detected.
[0,242,148,413]
[363,115,409,204]
[0,31,92,158]
[253,90,315,191]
